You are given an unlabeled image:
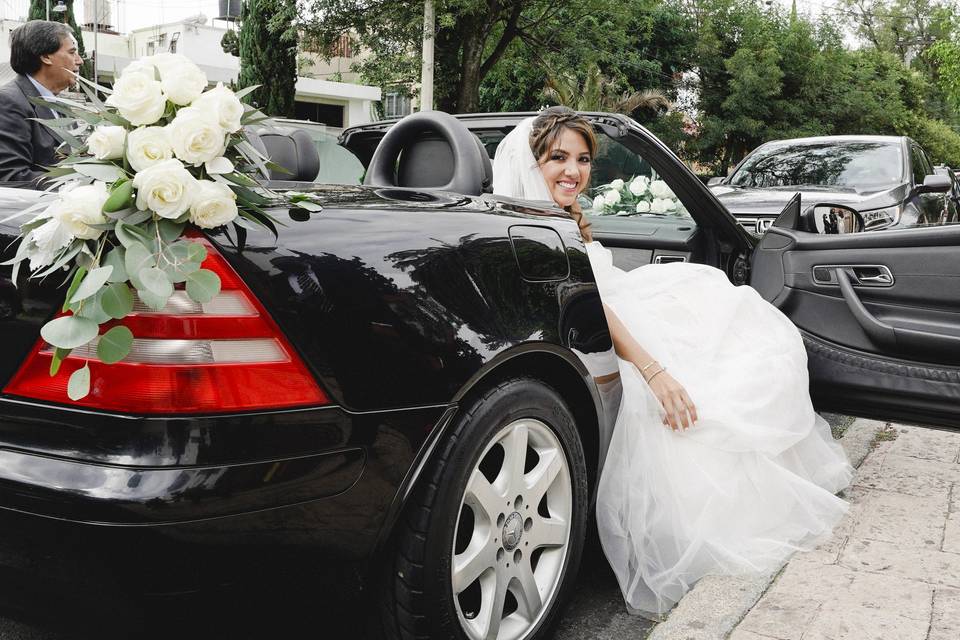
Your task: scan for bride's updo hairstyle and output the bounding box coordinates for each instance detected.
[529,106,598,242]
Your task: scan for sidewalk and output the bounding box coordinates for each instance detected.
[648,419,960,640]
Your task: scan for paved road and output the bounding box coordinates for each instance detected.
[0,414,853,640]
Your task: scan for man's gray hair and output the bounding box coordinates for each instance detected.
[10,20,74,76]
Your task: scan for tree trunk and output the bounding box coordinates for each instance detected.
[457,26,485,113]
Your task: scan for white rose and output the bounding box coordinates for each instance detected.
[105,71,166,126]
[132,158,197,219]
[53,181,109,240]
[126,126,174,172]
[592,195,605,210]
[629,176,649,196]
[602,189,621,205]
[635,200,651,213]
[87,125,126,160]
[166,107,227,166]
[189,180,238,229]
[664,197,679,211]
[609,178,625,190]
[191,83,244,133]
[120,58,158,80]
[157,57,208,106]
[650,198,670,214]
[649,179,674,199]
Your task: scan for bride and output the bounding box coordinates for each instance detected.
[492,107,853,618]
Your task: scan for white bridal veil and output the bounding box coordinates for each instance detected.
[491,116,555,203]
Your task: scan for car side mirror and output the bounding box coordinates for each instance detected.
[918,174,952,194]
[706,176,725,186]
[802,204,864,234]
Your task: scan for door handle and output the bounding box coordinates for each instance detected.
[813,264,894,287]
[857,273,892,285]
[835,268,960,354]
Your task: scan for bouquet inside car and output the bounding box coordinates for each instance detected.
[2,52,321,402]
[589,175,689,217]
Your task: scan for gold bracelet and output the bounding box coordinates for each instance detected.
[639,360,659,374]
[644,365,666,383]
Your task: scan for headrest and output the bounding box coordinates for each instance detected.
[364,111,489,195]
[257,129,320,181]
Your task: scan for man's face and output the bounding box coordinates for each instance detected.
[41,35,83,93]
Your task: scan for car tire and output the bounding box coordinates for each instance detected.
[385,377,589,640]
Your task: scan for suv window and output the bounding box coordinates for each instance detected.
[910,144,932,185]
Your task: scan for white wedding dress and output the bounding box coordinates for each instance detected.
[492,117,853,618]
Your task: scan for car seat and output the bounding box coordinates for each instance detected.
[246,128,321,181]
[364,110,492,195]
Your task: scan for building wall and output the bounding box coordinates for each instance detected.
[0,18,379,127]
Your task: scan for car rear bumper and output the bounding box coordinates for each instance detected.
[0,399,451,629]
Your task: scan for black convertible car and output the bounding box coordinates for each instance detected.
[0,111,958,640]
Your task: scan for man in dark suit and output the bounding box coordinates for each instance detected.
[0,20,82,187]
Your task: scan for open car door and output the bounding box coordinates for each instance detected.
[751,204,960,429]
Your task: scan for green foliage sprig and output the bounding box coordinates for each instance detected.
[3,53,305,401]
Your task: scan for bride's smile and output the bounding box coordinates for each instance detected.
[537,128,592,207]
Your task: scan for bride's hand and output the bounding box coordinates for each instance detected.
[643,366,697,431]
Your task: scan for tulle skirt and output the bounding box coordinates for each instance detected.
[587,242,852,618]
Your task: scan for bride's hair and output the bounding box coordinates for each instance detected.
[529,106,598,242]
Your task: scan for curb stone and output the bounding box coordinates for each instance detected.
[644,417,886,640]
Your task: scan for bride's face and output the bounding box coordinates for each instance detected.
[538,128,592,208]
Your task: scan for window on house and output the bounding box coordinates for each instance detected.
[146,42,155,56]
[170,32,180,53]
[383,93,412,119]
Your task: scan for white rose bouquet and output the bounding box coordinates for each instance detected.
[587,174,690,218]
[3,53,318,401]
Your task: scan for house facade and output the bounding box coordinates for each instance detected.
[0,16,381,128]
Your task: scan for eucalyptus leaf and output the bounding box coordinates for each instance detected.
[74,163,125,182]
[185,269,221,304]
[97,326,133,364]
[40,315,98,349]
[136,287,169,311]
[139,266,173,298]
[157,220,186,243]
[124,242,153,290]
[186,241,207,264]
[75,290,111,324]
[62,267,87,312]
[69,265,113,303]
[124,210,153,225]
[102,247,127,282]
[115,220,152,248]
[49,347,71,376]
[67,363,90,401]
[101,282,134,319]
[222,171,259,187]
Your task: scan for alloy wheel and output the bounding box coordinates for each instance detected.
[451,418,573,640]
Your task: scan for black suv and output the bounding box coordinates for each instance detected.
[707,135,959,236]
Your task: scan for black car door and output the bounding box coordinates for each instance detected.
[751,219,960,428]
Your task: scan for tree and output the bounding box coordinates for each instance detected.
[28,0,92,79]
[543,62,671,114]
[304,0,632,113]
[238,0,299,117]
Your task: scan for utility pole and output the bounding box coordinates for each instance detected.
[93,0,98,84]
[420,0,434,111]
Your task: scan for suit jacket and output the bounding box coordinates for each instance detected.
[0,74,61,187]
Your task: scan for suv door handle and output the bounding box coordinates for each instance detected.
[857,273,893,285]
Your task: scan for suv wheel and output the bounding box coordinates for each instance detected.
[386,377,588,640]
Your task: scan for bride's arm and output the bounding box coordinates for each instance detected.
[602,303,698,431]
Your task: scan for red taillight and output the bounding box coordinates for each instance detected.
[4,235,329,414]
